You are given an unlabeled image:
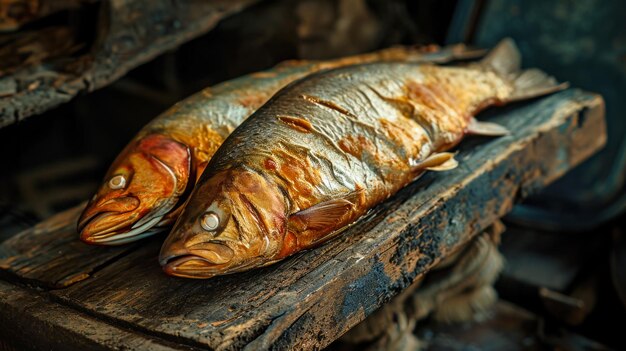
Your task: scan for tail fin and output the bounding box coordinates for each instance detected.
[480,38,569,102]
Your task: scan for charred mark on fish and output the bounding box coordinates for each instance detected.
[277,116,315,133]
[263,157,278,171]
[160,39,567,279]
[301,94,357,118]
[83,46,463,245]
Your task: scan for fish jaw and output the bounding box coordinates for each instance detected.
[78,194,175,245]
[159,168,288,278]
[80,215,167,245]
[78,195,140,230]
[160,240,237,279]
[158,217,243,278]
[78,195,142,244]
[79,134,192,245]
[162,256,226,279]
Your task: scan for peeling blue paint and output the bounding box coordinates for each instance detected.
[341,261,392,319]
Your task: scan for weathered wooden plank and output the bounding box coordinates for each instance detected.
[40,89,604,350]
[0,204,138,288]
[0,280,197,351]
[0,0,257,128]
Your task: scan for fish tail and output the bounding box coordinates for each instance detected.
[480,38,569,101]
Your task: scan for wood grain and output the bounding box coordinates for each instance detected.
[0,204,139,289]
[0,89,596,350]
[0,280,198,350]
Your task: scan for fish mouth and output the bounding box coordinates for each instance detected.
[161,255,227,279]
[160,242,235,279]
[78,189,185,245]
[79,210,168,245]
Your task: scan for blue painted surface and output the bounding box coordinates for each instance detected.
[454,0,626,230]
[341,261,392,319]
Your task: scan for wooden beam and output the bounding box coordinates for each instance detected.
[0,0,258,128]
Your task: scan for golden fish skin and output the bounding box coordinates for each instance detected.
[160,39,565,279]
[77,45,473,245]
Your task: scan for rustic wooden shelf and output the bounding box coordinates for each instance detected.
[0,0,257,128]
[0,89,606,350]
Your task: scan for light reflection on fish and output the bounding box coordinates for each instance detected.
[159,39,567,279]
[77,45,480,245]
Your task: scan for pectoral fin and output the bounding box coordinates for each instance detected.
[467,118,510,136]
[288,194,359,232]
[413,152,459,172]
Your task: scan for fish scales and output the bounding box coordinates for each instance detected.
[160,39,566,278]
[78,46,472,245]
[208,63,507,214]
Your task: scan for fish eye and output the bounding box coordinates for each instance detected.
[108,175,127,190]
[200,212,220,231]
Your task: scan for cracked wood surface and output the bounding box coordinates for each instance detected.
[0,280,196,350]
[0,0,257,128]
[0,89,606,350]
[0,204,137,289]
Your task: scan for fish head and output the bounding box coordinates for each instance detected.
[159,168,287,279]
[78,134,191,245]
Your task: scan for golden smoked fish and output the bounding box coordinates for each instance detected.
[159,39,567,279]
[77,45,477,245]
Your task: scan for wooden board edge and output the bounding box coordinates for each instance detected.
[0,280,198,351]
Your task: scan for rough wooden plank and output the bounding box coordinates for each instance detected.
[39,89,604,350]
[0,280,197,351]
[0,0,257,128]
[0,204,138,288]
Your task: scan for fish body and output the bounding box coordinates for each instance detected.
[78,45,479,245]
[160,40,565,278]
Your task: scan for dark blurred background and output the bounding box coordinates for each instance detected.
[0,0,625,349]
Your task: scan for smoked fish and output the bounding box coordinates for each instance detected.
[77,45,479,245]
[159,39,567,279]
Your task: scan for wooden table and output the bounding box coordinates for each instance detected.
[0,89,606,350]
